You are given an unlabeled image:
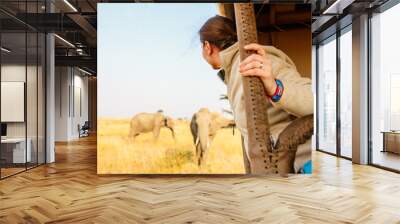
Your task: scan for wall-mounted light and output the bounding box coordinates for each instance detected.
[1,47,11,53]
[78,67,93,76]
[63,0,78,12]
[54,34,75,48]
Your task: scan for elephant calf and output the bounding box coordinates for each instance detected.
[129,111,175,142]
[190,108,235,167]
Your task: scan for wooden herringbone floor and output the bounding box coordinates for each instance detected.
[1,135,400,224]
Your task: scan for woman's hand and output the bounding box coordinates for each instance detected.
[239,43,277,96]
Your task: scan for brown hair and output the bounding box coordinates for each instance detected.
[199,15,237,50]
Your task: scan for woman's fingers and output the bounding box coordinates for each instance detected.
[239,61,263,72]
[240,43,267,69]
[240,54,271,72]
[239,43,274,82]
[240,68,264,77]
[240,54,265,67]
[240,68,263,77]
[244,43,266,56]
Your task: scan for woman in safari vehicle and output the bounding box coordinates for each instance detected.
[198,15,313,174]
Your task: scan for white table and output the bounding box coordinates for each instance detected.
[1,138,31,163]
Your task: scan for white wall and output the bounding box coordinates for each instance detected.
[55,66,69,141]
[55,67,89,141]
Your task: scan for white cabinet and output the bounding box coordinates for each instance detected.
[382,132,400,154]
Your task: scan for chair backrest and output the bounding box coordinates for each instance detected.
[82,121,90,129]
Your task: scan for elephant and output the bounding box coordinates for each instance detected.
[190,108,235,167]
[129,111,175,142]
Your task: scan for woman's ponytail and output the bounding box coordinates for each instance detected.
[199,15,237,50]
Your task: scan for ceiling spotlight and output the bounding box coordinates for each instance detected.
[63,0,78,12]
[76,48,85,55]
[1,47,11,53]
[54,34,75,48]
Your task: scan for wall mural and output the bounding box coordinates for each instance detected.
[97,3,313,175]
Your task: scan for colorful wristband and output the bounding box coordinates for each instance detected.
[270,79,284,102]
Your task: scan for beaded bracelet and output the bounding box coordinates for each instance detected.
[270,79,284,102]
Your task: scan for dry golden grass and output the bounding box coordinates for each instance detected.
[97,118,245,174]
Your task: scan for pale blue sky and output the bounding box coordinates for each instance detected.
[98,3,230,119]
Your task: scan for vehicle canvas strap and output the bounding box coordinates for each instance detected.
[234,3,314,175]
[234,3,274,174]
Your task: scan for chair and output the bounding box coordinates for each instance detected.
[78,121,90,138]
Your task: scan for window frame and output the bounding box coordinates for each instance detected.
[367,0,400,173]
[0,1,48,180]
[315,23,353,161]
